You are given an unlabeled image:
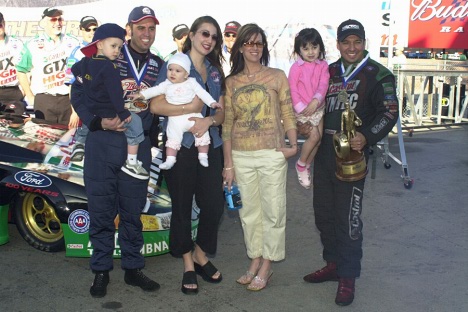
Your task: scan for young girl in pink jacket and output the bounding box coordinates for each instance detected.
[288,28,329,189]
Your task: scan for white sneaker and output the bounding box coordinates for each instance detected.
[296,161,311,189]
[121,160,149,180]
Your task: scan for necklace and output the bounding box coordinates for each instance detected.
[244,66,263,78]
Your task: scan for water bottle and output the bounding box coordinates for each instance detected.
[224,183,242,210]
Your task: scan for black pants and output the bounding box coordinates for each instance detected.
[313,133,367,278]
[164,143,224,256]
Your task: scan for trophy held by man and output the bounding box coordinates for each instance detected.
[333,91,367,181]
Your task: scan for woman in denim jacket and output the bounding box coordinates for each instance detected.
[151,15,225,295]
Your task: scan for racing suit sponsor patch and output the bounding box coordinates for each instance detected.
[349,186,363,240]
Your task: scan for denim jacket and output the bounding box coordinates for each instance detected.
[156,52,223,149]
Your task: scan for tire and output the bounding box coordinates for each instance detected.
[13,192,64,252]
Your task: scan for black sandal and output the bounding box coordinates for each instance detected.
[181,271,198,295]
[194,261,223,283]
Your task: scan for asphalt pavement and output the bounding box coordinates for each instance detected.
[1,123,467,312]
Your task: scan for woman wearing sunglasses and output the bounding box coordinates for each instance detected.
[151,15,225,295]
[222,23,298,291]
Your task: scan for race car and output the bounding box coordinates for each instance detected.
[0,111,198,257]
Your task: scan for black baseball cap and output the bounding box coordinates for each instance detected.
[42,7,63,18]
[80,16,98,29]
[224,21,241,34]
[172,24,189,39]
[337,19,365,41]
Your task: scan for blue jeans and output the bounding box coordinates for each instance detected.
[75,112,144,146]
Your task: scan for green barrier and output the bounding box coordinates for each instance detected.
[0,204,9,245]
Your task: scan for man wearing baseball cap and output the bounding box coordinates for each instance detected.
[16,7,79,125]
[222,21,241,75]
[164,24,189,61]
[71,6,165,298]
[0,11,26,115]
[303,19,399,306]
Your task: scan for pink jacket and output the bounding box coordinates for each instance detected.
[288,59,330,114]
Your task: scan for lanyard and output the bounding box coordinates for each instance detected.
[123,45,149,87]
[340,53,369,87]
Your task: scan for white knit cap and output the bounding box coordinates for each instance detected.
[167,53,191,74]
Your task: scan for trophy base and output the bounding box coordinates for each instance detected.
[335,151,368,182]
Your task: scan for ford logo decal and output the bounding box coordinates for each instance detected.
[14,171,52,188]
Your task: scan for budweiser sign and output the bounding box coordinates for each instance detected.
[409,0,468,49]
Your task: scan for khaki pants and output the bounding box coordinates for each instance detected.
[233,149,288,261]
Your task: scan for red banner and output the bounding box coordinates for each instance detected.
[409,0,468,49]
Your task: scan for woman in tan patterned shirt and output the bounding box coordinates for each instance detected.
[222,23,298,291]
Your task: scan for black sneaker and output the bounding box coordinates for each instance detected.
[124,269,160,292]
[71,143,85,162]
[90,271,109,298]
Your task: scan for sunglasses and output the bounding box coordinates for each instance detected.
[243,41,264,48]
[49,17,63,23]
[224,33,236,38]
[198,30,218,41]
[85,27,97,32]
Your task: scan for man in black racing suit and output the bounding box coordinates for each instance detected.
[303,19,399,306]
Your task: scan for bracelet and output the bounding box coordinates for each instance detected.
[224,166,234,170]
[210,116,216,126]
[182,105,185,113]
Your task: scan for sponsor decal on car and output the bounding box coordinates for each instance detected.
[68,209,90,234]
[67,244,84,249]
[14,171,52,188]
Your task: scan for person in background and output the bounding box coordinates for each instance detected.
[164,24,189,61]
[222,21,241,76]
[151,15,225,295]
[302,19,399,306]
[391,45,407,70]
[222,23,298,291]
[288,28,329,189]
[0,12,25,115]
[70,6,170,298]
[16,7,79,126]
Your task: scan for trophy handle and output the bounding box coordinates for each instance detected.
[333,132,350,159]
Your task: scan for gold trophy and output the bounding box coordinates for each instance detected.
[332,90,368,181]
